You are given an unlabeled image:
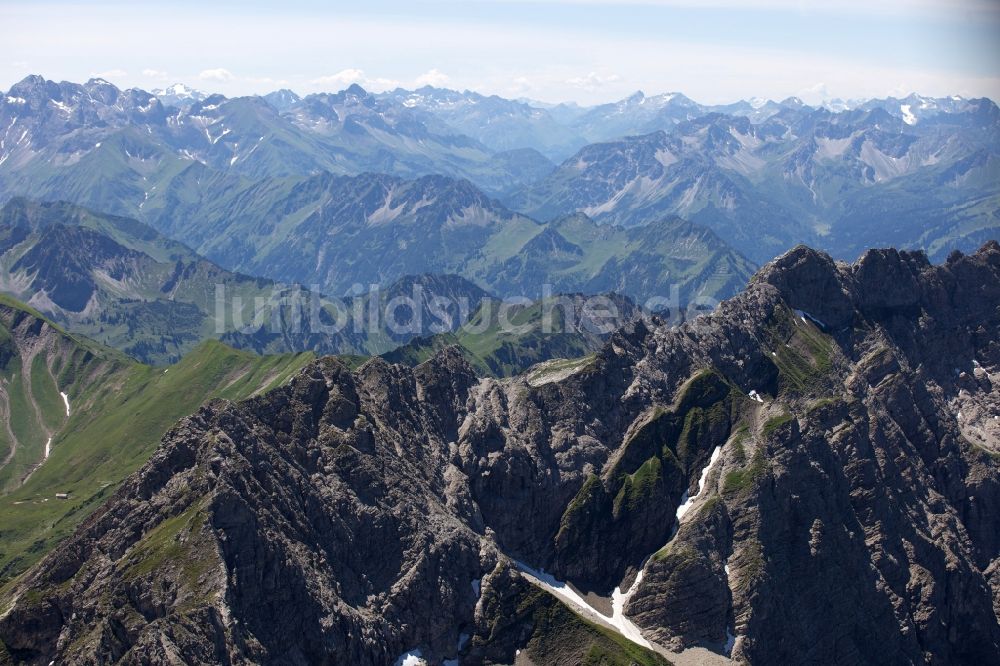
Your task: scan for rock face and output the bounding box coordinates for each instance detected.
[2,242,1000,665]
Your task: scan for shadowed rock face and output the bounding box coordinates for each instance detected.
[2,242,1000,665]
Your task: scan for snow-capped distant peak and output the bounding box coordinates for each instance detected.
[165,83,195,97]
[821,98,853,112]
[153,83,207,108]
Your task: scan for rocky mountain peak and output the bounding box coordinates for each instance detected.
[751,244,854,328]
[6,74,63,108]
[2,241,1000,664]
[851,246,931,310]
[344,83,369,98]
[753,241,1000,336]
[82,77,120,100]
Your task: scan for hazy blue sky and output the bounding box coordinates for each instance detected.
[3,0,998,104]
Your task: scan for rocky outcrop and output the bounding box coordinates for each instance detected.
[2,242,999,665]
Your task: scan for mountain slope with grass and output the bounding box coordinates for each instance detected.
[0,295,316,582]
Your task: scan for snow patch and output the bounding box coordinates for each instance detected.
[900,104,916,125]
[514,561,652,648]
[794,309,826,328]
[60,392,71,416]
[676,446,722,521]
[748,390,764,403]
[394,650,427,666]
[44,437,51,459]
[610,569,652,648]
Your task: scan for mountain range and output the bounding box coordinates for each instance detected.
[2,241,998,664]
[138,171,753,303]
[0,196,750,364]
[508,101,1000,263]
[0,76,995,274]
[0,76,549,197]
[4,196,588,361]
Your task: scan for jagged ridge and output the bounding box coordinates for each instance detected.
[1,242,999,665]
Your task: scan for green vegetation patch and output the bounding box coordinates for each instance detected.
[612,369,737,481]
[555,474,607,546]
[613,455,662,517]
[723,449,767,495]
[652,542,700,567]
[733,540,765,591]
[382,296,605,378]
[123,502,218,607]
[766,306,837,394]
[0,328,313,581]
[762,412,794,438]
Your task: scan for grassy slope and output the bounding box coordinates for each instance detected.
[0,296,315,581]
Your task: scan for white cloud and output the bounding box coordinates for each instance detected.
[141,68,169,80]
[566,71,622,90]
[199,68,235,82]
[797,82,834,105]
[310,69,399,92]
[312,68,365,87]
[91,69,127,80]
[509,76,533,94]
[414,68,450,87]
[367,77,401,90]
[887,83,920,98]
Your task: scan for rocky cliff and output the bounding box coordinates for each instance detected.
[1,242,999,665]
